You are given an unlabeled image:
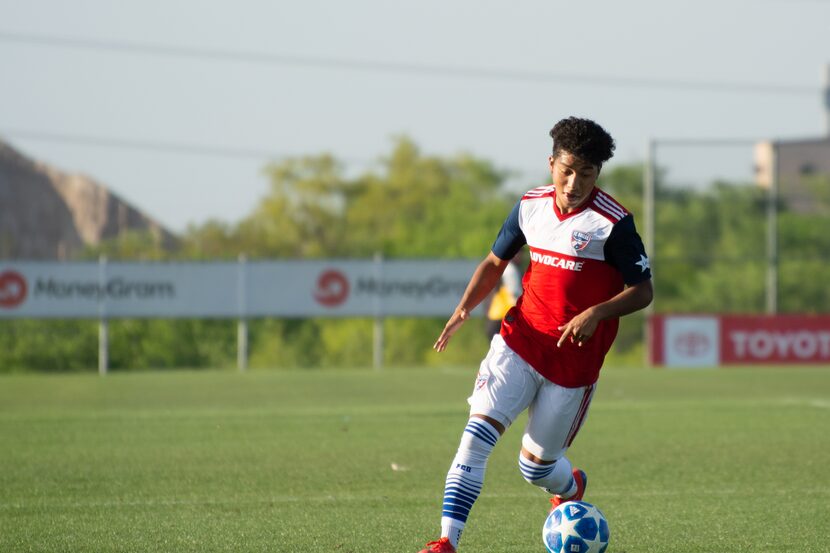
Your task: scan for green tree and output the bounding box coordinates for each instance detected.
[0,320,98,372]
[654,182,768,314]
[232,139,513,368]
[236,154,348,258]
[78,230,173,261]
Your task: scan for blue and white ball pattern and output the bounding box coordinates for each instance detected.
[543,501,610,553]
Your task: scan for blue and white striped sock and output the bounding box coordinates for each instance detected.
[518,454,555,483]
[518,454,573,495]
[440,418,500,547]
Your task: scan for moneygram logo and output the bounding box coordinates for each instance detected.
[0,270,28,308]
[313,269,350,307]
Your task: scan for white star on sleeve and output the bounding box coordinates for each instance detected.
[635,254,650,273]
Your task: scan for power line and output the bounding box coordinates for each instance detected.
[0,30,819,96]
[2,128,288,160]
[0,127,544,177]
[0,128,386,168]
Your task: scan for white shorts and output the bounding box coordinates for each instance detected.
[468,335,596,461]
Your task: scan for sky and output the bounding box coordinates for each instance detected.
[1,0,829,233]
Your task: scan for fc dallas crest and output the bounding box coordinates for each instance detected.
[571,230,593,252]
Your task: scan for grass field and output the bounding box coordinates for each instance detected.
[1,366,829,553]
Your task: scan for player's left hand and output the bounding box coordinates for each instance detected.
[557,308,601,348]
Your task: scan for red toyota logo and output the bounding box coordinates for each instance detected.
[0,270,28,308]
[674,331,711,357]
[313,269,350,307]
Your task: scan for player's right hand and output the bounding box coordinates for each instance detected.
[433,306,470,352]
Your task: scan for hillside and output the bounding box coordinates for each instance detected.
[0,139,176,259]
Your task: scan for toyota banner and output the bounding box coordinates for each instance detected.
[650,314,830,366]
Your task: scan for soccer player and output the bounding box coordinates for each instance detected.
[418,117,653,553]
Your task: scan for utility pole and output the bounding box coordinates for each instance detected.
[823,63,830,136]
[765,143,779,315]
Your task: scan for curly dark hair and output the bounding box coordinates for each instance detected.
[549,117,616,168]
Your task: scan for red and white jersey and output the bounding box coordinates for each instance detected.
[491,185,651,387]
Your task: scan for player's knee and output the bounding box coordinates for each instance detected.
[455,418,501,466]
[518,453,557,485]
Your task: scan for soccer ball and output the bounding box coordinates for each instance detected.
[543,501,610,553]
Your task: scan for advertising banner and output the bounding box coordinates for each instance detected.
[650,314,830,366]
[0,260,478,319]
[720,315,830,364]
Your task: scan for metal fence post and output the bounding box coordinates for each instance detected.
[373,252,383,370]
[98,255,108,375]
[237,253,248,371]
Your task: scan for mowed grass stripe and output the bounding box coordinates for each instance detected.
[4,485,830,510]
[2,396,828,425]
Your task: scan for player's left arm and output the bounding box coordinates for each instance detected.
[557,214,653,347]
[557,280,653,347]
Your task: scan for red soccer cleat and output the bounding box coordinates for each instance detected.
[418,537,457,553]
[549,468,588,511]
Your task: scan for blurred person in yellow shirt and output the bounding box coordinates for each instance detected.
[485,255,524,340]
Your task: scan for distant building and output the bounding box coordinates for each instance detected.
[754,138,830,188]
[754,138,830,213]
[0,139,177,260]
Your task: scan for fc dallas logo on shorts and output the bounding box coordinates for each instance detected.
[571,230,593,252]
[474,372,489,391]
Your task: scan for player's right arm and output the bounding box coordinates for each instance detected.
[434,199,527,352]
[434,252,512,352]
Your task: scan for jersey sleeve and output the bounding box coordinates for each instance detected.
[603,214,652,285]
[491,199,527,260]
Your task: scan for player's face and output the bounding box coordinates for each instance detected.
[550,151,600,213]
